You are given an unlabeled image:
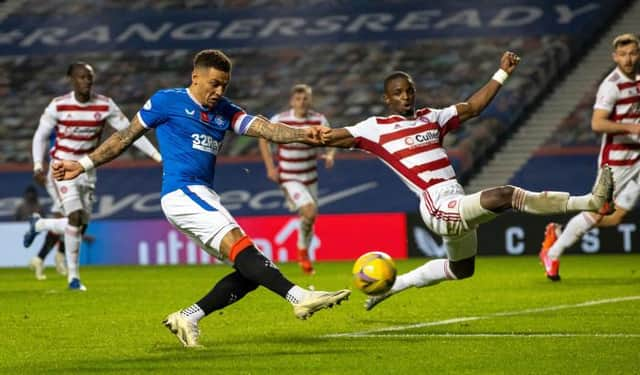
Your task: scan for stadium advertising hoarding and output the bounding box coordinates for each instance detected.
[6,209,638,267]
[0,159,417,220]
[0,0,621,55]
[5,213,407,267]
[406,212,640,256]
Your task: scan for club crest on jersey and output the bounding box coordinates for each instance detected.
[213,115,225,127]
[94,112,102,120]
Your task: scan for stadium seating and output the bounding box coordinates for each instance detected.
[509,78,606,193]
[0,0,616,183]
[0,36,573,175]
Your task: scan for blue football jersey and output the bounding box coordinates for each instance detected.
[137,88,255,196]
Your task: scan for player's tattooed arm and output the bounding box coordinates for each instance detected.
[246,116,326,145]
[88,117,149,168]
[52,117,149,181]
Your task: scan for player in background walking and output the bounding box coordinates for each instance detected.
[539,33,640,280]
[14,185,63,280]
[24,62,162,291]
[259,84,336,274]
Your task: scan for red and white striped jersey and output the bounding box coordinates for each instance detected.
[594,67,640,168]
[270,109,330,185]
[345,105,461,195]
[32,91,159,163]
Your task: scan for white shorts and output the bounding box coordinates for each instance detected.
[281,181,317,211]
[52,167,96,218]
[418,180,482,261]
[611,165,640,211]
[161,185,241,260]
[45,169,63,215]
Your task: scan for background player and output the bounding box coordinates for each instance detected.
[539,33,640,280]
[13,185,64,280]
[24,62,162,291]
[319,51,614,310]
[259,84,336,274]
[51,49,349,347]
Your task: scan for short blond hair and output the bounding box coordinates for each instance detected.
[612,33,639,49]
[291,84,312,96]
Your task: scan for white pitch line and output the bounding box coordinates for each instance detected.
[338,333,640,339]
[324,295,640,338]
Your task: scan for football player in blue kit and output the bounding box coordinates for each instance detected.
[52,49,350,347]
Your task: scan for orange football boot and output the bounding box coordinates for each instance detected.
[298,249,315,275]
[539,223,561,281]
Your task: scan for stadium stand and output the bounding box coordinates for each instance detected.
[1,36,571,177]
[509,78,605,192]
[0,0,628,185]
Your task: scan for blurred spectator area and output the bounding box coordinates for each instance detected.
[540,81,603,149]
[0,35,573,180]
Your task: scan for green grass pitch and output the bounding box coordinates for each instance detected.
[1,254,639,374]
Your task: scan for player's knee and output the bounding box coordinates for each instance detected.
[449,257,475,279]
[480,186,514,212]
[67,211,83,227]
[598,210,625,227]
[300,203,317,222]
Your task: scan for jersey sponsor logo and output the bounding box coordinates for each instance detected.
[404,129,439,146]
[191,133,220,155]
[185,109,195,116]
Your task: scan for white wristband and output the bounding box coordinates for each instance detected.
[492,69,509,85]
[33,162,43,172]
[78,155,95,172]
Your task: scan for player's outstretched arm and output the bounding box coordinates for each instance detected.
[246,116,326,145]
[52,117,148,181]
[322,128,357,148]
[456,51,520,122]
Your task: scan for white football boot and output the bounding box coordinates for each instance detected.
[29,256,46,280]
[54,252,67,275]
[163,311,201,347]
[293,289,350,320]
[592,164,614,214]
[364,292,393,311]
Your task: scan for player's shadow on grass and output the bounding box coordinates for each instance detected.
[41,344,348,373]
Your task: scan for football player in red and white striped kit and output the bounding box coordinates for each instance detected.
[24,62,162,291]
[321,51,614,310]
[540,33,640,281]
[259,84,336,274]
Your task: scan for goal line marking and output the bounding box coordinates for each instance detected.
[324,295,640,338]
